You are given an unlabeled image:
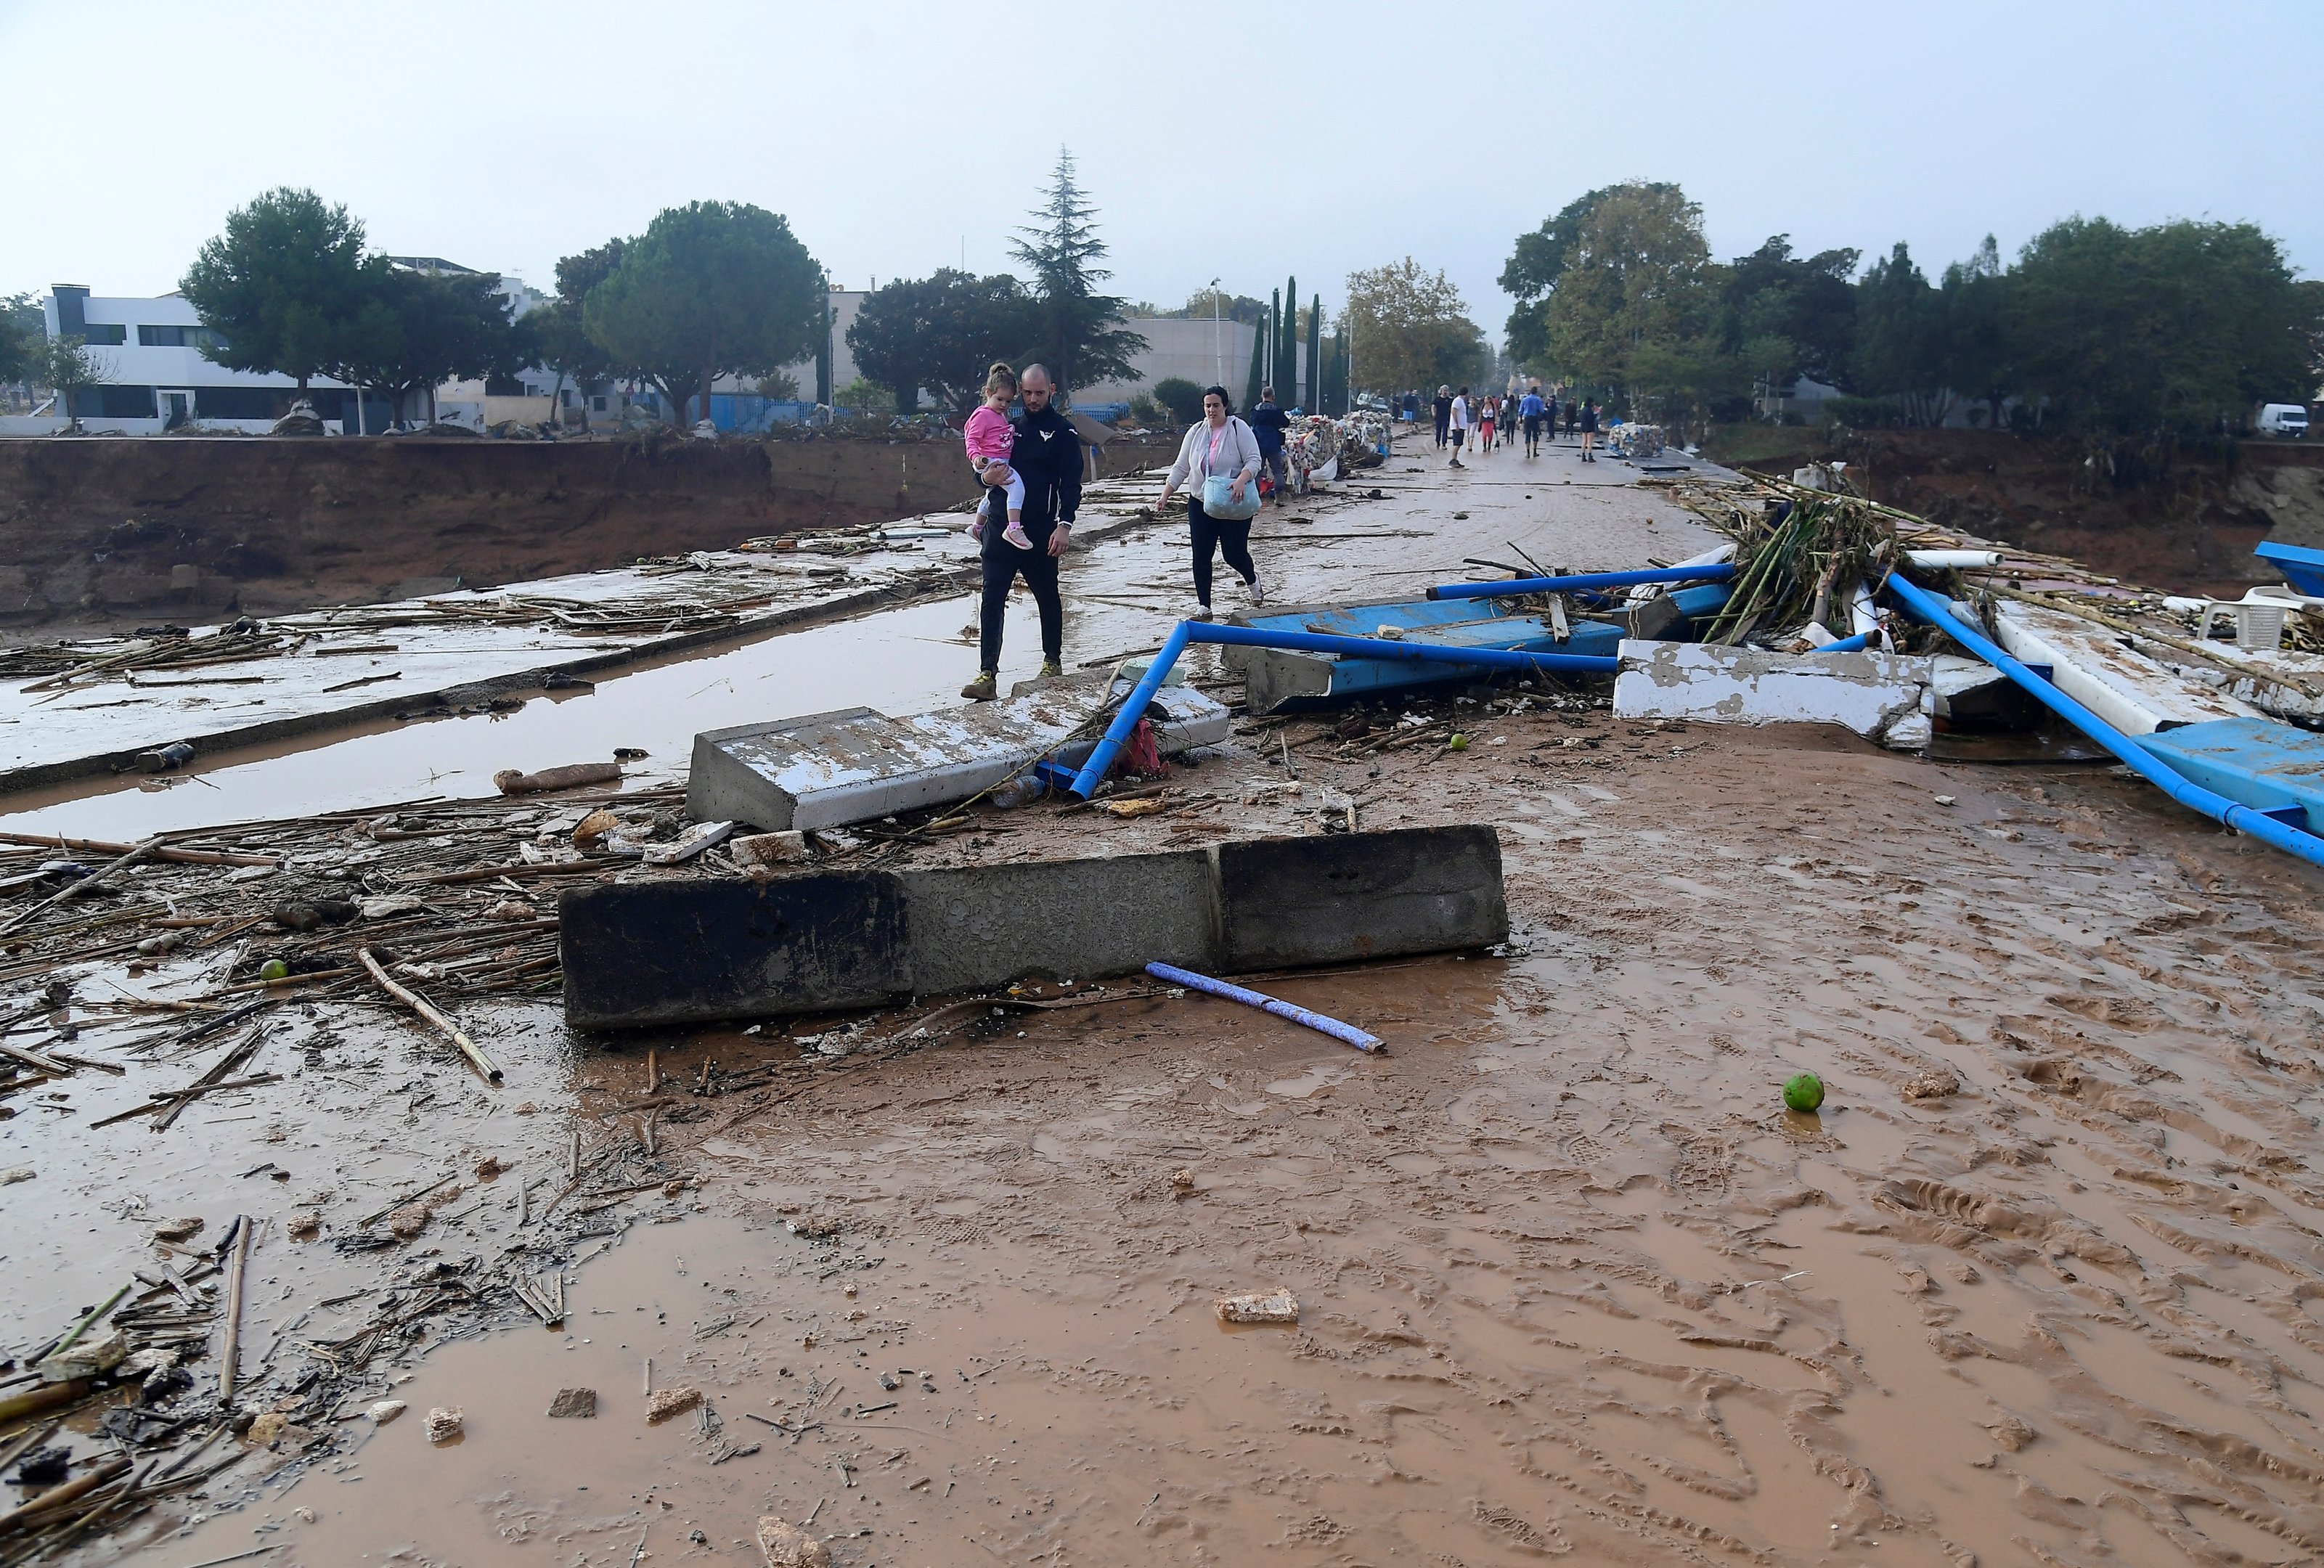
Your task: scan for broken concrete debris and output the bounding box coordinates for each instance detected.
[1215,1289,1300,1324]
[757,1516,833,1568]
[545,1387,598,1418]
[645,1386,703,1423]
[423,1406,464,1442]
[559,825,1506,1029]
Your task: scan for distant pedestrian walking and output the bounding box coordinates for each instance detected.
[1476,396,1496,454]
[1518,386,1546,457]
[1158,385,1265,617]
[1564,399,1579,440]
[1432,385,1453,449]
[1578,399,1599,462]
[1249,385,1291,505]
[1448,387,1469,468]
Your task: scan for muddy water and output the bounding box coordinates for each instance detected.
[0,449,1718,843]
[138,714,2324,1567]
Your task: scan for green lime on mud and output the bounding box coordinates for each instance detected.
[259,958,290,982]
[1783,1072,1824,1113]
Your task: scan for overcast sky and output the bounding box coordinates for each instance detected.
[4,1,2317,343]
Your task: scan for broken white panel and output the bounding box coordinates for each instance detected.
[1614,638,1933,750]
[1989,599,2258,735]
[685,682,1231,831]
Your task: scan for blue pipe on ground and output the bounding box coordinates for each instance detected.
[1427,564,1737,601]
[1069,622,1618,798]
[1146,960,1383,1053]
[1886,573,2324,873]
[1819,631,1875,653]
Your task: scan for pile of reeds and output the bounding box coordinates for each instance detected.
[1696,483,1899,647]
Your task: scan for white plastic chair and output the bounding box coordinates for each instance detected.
[2197,590,2290,651]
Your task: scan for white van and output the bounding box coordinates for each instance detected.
[2255,403,2310,438]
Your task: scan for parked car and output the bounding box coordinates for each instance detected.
[2254,402,2310,438]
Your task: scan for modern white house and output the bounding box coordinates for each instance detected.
[4,265,553,436]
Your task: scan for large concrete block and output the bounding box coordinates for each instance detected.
[897,849,1220,996]
[687,685,1231,832]
[1614,638,1936,750]
[560,826,1510,1030]
[1215,825,1506,971]
[560,871,910,1030]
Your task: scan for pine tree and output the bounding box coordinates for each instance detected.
[1276,275,1298,403]
[1008,147,1146,396]
[1305,293,1321,413]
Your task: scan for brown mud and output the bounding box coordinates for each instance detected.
[129,715,2324,1568]
[0,434,1171,639]
[9,436,2324,1566]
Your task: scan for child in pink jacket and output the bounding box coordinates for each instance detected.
[964,362,1030,550]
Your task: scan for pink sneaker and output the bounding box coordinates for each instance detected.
[967,515,985,542]
[1001,518,1033,551]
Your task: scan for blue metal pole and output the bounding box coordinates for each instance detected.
[1887,573,2324,873]
[1428,564,1737,601]
[1067,621,1618,799]
[1146,960,1382,1052]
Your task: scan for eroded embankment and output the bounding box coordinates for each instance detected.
[0,433,1172,634]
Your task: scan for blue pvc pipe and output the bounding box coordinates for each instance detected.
[1428,563,1737,601]
[1886,573,2324,873]
[1146,960,1382,1053]
[1819,631,1875,653]
[1069,621,1617,798]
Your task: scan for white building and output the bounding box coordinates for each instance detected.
[1082,317,1266,409]
[4,266,553,436]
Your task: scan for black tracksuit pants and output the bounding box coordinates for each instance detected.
[977,491,1063,671]
[1188,497,1256,607]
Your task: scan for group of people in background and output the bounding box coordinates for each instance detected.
[956,367,1612,701]
[1430,383,1597,466]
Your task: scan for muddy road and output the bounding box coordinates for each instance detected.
[4,436,2322,1567]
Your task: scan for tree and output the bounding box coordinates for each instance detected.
[1008,148,1146,396]
[1175,288,1267,325]
[1275,275,1299,402]
[1151,377,1205,425]
[1938,237,2015,430]
[1340,258,1484,399]
[0,293,43,388]
[529,239,629,430]
[846,269,1036,416]
[815,285,833,407]
[1501,183,1680,372]
[1714,235,1859,400]
[338,264,522,427]
[46,335,112,429]
[583,201,823,427]
[2007,216,2322,441]
[1542,182,1724,419]
[180,187,370,394]
[1242,324,1266,412]
[833,376,888,417]
[1305,293,1322,412]
[1846,242,1952,425]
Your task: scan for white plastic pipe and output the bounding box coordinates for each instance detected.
[1904,550,2005,570]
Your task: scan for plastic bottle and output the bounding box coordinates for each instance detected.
[987,775,1048,809]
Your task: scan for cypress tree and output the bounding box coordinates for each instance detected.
[1242,318,1266,412]
[1305,294,1321,415]
[1277,275,1297,404]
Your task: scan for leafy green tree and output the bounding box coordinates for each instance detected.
[1714,236,1859,401]
[46,335,112,428]
[1542,183,1732,422]
[338,265,521,426]
[846,269,1036,415]
[1008,148,1146,396]
[2006,216,2322,440]
[583,201,823,427]
[526,240,630,428]
[1175,288,1267,325]
[1340,258,1483,399]
[1846,242,1952,425]
[0,293,44,388]
[180,187,371,394]
[1501,183,1681,372]
[833,375,889,416]
[1936,237,2015,430]
[1151,377,1206,425]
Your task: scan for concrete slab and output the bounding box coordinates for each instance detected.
[1990,600,2259,735]
[1614,639,1938,750]
[1215,825,1506,971]
[559,825,1508,1029]
[685,681,1231,831]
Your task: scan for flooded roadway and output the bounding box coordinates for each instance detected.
[10,437,2324,1567]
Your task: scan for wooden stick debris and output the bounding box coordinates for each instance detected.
[0,838,163,939]
[219,1216,251,1404]
[86,1074,282,1130]
[356,947,503,1082]
[0,832,280,869]
[0,1456,131,1535]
